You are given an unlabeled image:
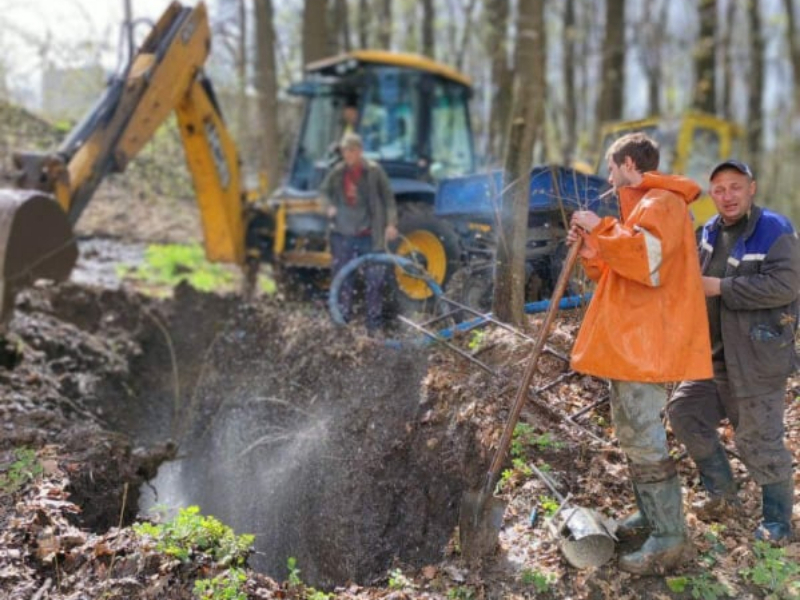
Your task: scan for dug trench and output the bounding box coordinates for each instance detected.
[0,281,486,589]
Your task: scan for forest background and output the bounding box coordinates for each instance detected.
[0,0,798,224]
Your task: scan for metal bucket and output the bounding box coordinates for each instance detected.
[556,506,616,569]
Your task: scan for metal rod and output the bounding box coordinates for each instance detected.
[397,315,497,376]
[567,394,610,421]
[434,294,573,363]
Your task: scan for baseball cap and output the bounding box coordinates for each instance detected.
[710,159,754,180]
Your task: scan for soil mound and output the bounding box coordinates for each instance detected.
[1,282,481,590]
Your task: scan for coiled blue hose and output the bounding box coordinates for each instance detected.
[327,253,443,326]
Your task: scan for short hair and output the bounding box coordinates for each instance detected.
[341,132,363,149]
[606,132,660,173]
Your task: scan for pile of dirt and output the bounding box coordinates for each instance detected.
[0,282,486,597]
[0,277,798,600]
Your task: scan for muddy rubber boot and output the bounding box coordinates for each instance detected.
[617,483,650,539]
[755,479,794,542]
[694,445,741,521]
[618,476,692,575]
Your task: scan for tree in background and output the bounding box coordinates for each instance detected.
[357,0,369,48]
[595,0,626,141]
[421,0,435,58]
[747,0,765,159]
[376,0,393,48]
[254,0,280,195]
[720,0,738,120]
[302,0,328,66]
[561,0,577,165]
[331,0,351,53]
[484,0,511,165]
[493,0,546,325]
[783,0,799,132]
[693,0,717,113]
[629,0,668,116]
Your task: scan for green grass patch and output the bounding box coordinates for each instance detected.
[740,541,800,599]
[119,243,274,294]
[134,505,253,567]
[194,567,247,600]
[0,447,43,495]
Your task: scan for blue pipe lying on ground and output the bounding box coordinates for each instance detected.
[433,293,593,342]
[327,252,592,341]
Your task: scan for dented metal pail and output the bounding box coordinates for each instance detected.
[557,506,616,569]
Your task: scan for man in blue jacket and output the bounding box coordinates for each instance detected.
[667,160,799,542]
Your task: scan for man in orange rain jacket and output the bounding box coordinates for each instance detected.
[566,132,712,575]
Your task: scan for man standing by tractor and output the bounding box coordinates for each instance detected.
[321,133,399,336]
[567,132,713,574]
[667,160,799,542]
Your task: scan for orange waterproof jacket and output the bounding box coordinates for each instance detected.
[570,172,713,382]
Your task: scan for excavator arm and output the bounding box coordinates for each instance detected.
[1,1,247,326]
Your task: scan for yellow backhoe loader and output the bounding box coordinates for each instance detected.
[0,1,250,328]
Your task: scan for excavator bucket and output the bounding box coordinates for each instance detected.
[0,190,77,328]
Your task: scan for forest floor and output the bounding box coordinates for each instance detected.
[0,102,799,600]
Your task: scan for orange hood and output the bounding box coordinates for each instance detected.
[618,172,701,221]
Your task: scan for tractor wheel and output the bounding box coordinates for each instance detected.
[390,215,461,315]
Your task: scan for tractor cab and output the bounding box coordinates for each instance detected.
[596,112,744,227]
[265,51,476,301]
[286,50,475,196]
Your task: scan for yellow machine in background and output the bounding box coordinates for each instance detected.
[1,2,250,325]
[595,112,744,227]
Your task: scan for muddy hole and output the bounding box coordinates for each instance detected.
[41,283,476,589]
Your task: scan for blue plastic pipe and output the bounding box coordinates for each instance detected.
[433,293,593,342]
[328,253,443,326]
[327,252,592,344]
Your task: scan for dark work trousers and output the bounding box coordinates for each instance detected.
[667,375,793,485]
[330,232,386,331]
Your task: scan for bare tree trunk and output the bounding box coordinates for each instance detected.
[358,0,369,48]
[721,0,737,119]
[784,0,800,125]
[455,0,479,71]
[563,0,577,164]
[485,0,511,165]
[493,0,545,326]
[748,0,764,158]
[693,0,717,113]
[302,0,328,66]
[421,0,435,58]
[331,0,351,53]
[377,0,393,49]
[254,0,281,194]
[236,0,248,156]
[596,0,626,132]
[635,0,668,115]
[577,0,593,143]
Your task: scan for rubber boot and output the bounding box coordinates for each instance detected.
[617,483,650,539]
[755,479,794,542]
[694,445,741,520]
[618,476,693,575]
